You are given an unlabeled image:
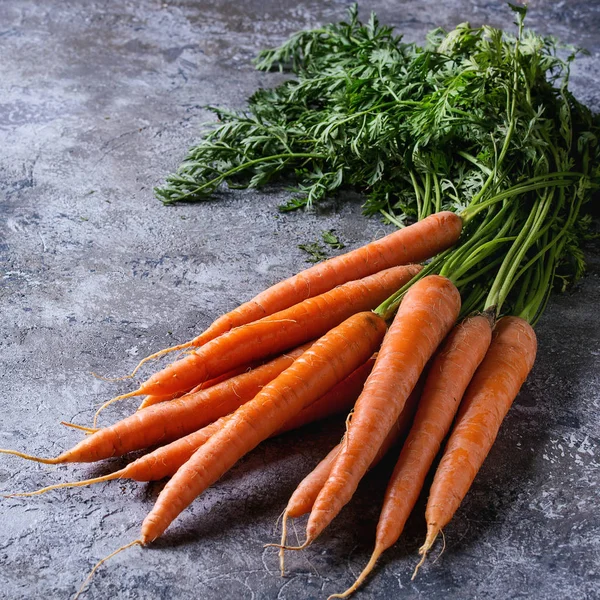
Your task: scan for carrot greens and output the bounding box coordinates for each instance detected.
[156,4,598,322]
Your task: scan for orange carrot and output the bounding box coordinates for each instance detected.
[277,356,376,435]
[0,344,311,465]
[138,363,254,409]
[414,316,536,575]
[10,363,377,499]
[71,312,379,599]
[113,264,420,401]
[131,212,461,373]
[329,313,494,598]
[5,417,232,497]
[304,275,461,547]
[140,311,387,543]
[277,382,422,574]
[6,355,381,498]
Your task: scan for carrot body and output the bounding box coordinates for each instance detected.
[8,345,309,466]
[139,363,253,409]
[137,265,420,397]
[277,357,376,435]
[124,417,229,481]
[184,212,461,349]
[377,314,493,549]
[286,382,421,522]
[420,316,537,557]
[330,314,494,598]
[277,383,420,576]
[130,363,381,482]
[10,363,390,498]
[306,275,461,544]
[140,311,388,543]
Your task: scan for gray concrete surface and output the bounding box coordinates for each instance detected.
[1,1,599,599]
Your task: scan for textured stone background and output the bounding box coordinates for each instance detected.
[0,1,598,599]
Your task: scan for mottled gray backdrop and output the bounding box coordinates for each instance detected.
[1,1,598,599]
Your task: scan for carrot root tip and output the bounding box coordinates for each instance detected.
[278,511,290,577]
[0,448,60,465]
[263,536,313,552]
[127,340,195,378]
[4,471,123,498]
[327,547,383,600]
[92,389,142,428]
[73,539,142,600]
[60,421,99,434]
[412,527,440,580]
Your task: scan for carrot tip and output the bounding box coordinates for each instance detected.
[127,340,197,379]
[90,371,135,383]
[278,511,290,577]
[412,527,440,580]
[3,471,123,498]
[60,421,99,434]
[74,539,142,600]
[92,389,142,428]
[0,448,60,465]
[327,547,383,599]
[263,537,313,552]
[137,397,152,411]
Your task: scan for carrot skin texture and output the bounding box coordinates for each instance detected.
[52,345,310,464]
[277,357,376,435]
[122,417,229,481]
[286,445,341,519]
[375,314,493,551]
[124,360,382,482]
[139,364,253,409]
[307,275,461,543]
[127,362,377,482]
[285,383,421,520]
[11,364,382,494]
[141,311,388,543]
[139,265,420,397]
[189,212,461,348]
[424,316,537,536]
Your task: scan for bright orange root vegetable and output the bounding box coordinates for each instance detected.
[305,275,461,547]
[130,212,461,374]
[6,354,378,497]
[134,264,420,398]
[0,344,311,465]
[277,381,422,574]
[141,310,387,544]
[277,356,376,435]
[138,363,253,410]
[414,316,537,577]
[70,308,384,599]
[329,313,494,598]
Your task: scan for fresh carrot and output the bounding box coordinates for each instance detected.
[129,212,461,374]
[303,275,461,547]
[329,313,494,598]
[414,316,537,576]
[277,356,376,435]
[5,417,232,497]
[71,311,388,599]
[0,344,312,465]
[138,363,254,410]
[140,310,387,544]
[6,355,378,497]
[283,380,423,523]
[277,382,422,574]
[102,264,420,406]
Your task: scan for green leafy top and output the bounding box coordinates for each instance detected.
[155,4,599,323]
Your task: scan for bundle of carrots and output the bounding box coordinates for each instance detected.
[0,210,541,597]
[2,5,598,599]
